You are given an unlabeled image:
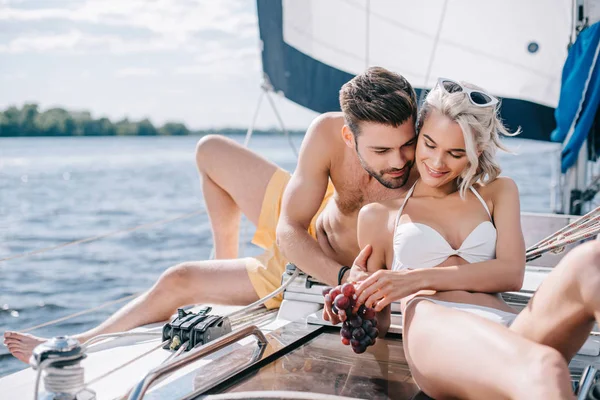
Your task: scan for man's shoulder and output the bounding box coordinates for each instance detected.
[302,112,346,155]
[307,112,344,136]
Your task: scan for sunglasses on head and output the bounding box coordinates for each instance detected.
[437,78,499,108]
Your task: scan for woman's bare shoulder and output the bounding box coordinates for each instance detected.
[358,198,405,232]
[475,176,518,198]
[473,176,518,195]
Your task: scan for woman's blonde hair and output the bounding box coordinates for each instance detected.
[416,81,520,198]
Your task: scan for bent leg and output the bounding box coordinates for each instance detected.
[509,241,600,360]
[195,135,279,259]
[4,258,259,363]
[403,300,574,399]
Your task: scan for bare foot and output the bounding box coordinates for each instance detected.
[3,331,47,364]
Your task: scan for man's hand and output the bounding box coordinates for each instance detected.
[322,244,374,324]
[346,244,373,283]
[322,289,347,325]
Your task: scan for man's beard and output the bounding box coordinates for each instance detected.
[357,151,413,189]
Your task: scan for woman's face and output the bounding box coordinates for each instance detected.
[416,108,471,189]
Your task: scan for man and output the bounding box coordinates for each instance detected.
[4,67,419,363]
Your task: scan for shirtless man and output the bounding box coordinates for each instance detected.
[4,67,418,362]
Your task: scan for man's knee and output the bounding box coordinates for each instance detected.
[158,262,198,291]
[195,134,234,172]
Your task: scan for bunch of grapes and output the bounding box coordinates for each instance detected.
[323,283,379,354]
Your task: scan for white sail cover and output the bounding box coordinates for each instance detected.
[258,0,573,141]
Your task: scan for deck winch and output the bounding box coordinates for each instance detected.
[30,336,95,400]
[162,306,232,351]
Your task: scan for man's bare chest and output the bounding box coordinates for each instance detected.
[330,173,397,214]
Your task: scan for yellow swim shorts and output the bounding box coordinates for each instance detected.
[245,168,334,309]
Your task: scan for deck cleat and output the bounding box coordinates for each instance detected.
[162,306,232,352]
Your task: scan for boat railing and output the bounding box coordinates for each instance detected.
[126,324,267,400]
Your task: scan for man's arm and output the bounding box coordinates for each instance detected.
[276,114,344,286]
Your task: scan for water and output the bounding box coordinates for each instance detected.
[0,135,561,377]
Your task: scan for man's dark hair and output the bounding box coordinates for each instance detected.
[339,67,417,136]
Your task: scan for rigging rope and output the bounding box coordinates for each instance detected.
[526,206,600,261]
[20,293,142,333]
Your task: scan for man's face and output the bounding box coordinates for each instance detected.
[351,120,417,189]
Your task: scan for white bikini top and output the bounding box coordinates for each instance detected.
[392,181,497,271]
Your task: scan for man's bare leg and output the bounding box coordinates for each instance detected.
[5,135,282,362]
[195,135,279,259]
[4,258,259,363]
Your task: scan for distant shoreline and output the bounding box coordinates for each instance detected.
[0,103,305,137]
[0,130,306,138]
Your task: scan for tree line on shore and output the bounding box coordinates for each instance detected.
[0,103,303,137]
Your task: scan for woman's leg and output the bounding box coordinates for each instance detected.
[508,241,600,360]
[403,299,573,399]
[402,240,600,399]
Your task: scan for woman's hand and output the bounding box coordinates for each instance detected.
[354,269,420,312]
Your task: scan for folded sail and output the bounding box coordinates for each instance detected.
[257,0,571,141]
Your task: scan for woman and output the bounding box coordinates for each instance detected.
[351,78,600,399]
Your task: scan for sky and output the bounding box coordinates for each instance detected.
[0,0,319,130]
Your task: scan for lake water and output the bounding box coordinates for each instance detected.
[0,134,561,377]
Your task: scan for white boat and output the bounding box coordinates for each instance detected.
[2,1,600,399]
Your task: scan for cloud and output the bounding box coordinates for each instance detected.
[174,47,259,76]
[0,0,258,54]
[115,67,159,77]
[2,71,26,80]
[0,29,176,54]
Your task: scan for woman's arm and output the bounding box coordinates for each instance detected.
[412,177,525,293]
[356,202,395,336]
[356,178,526,311]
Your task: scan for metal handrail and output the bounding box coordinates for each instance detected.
[577,365,599,400]
[203,391,365,400]
[127,325,267,400]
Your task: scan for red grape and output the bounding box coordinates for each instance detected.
[352,345,367,354]
[340,327,352,339]
[363,308,376,320]
[341,283,355,297]
[334,294,350,310]
[322,286,332,296]
[349,315,362,328]
[368,327,379,339]
[352,327,365,339]
[341,337,350,346]
[329,288,342,299]
[362,320,373,331]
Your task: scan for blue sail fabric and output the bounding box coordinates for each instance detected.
[551,22,600,172]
